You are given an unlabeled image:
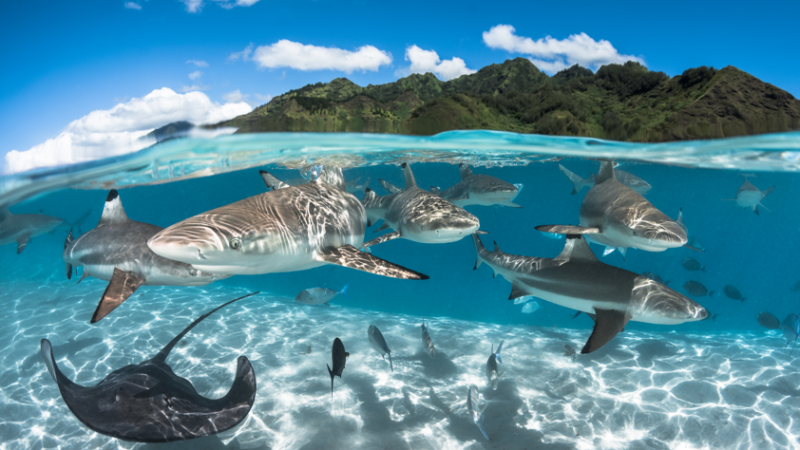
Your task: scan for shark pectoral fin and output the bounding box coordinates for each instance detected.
[66,263,72,280]
[375,222,391,232]
[499,200,523,208]
[602,246,616,257]
[581,308,630,354]
[259,170,290,190]
[319,245,428,280]
[91,268,145,323]
[363,231,401,248]
[77,269,90,284]
[683,243,704,253]
[535,225,600,235]
[508,282,527,300]
[16,233,30,254]
[323,302,330,307]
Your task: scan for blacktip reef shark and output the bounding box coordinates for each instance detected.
[64,190,227,323]
[558,163,652,195]
[472,234,708,353]
[428,163,522,208]
[147,166,428,280]
[724,175,774,215]
[538,161,686,258]
[361,163,482,248]
[0,207,90,254]
[41,291,259,443]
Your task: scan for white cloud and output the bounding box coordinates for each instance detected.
[180,84,210,92]
[397,45,475,81]
[223,90,272,107]
[5,88,252,174]
[251,40,392,73]
[188,70,203,80]
[181,0,260,12]
[124,2,142,10]
[253,93,272,103]
[186,59,209,67]
[482,24,644,73]
[223,89,247,103]
[229,43,254,61]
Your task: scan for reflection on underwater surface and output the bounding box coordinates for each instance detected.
[1,131,800,448]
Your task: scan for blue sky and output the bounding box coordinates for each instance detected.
[2,0,799,172]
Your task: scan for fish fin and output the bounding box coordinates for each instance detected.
[477,409,489,440]
[327,364,334,395]
[676,207,687,232]
[754,205,760,215]
[0,207,10,221]
[602,246,616,257]
[319,244,428,280]
[430,186,441,196]
[475,230,489,235]
[535,225,600,235]
[363,230,401,248]
[90,268,145,323]
[259,170,290,190]
[458,163,473,180]
[40,339,80,390]
[492,240,503,254]
[472,234,486,270]
[596,161,616,184]
[69,209,92,234]
[388,353,393,372]
[571,311,582,320]
[558,164,587,195]
[64,228,74,280]
[508,282,527,300]
[340,284,349,299]
[581,308,630,354]
[367,219,372,227]
[618,247,627,260]
[762,185,775,199]
[557,236,598,263]
[683,243,704,252]
[499,200,523,208]
[97,190,129,226]
[401,162,417,189]
[375,222,390,232]
[495,340,504,364]
[65,263,73,280]
[77,269,90,284]
[13,232,30,254]
[757,202,772,213]
[742,297,746,303]
[323,302,330,307]
[379,179,404,195]
[570,187,577,195]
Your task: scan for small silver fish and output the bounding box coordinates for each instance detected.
[368,324,393,372]
[485,341,504,390]
[420,320,435,359]
[467,385,489,440]
[294,284,349,306]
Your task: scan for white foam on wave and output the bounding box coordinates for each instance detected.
[1,283,799,449]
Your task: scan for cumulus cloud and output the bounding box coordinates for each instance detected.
[181,0,260,12]
[186,59,209,67]
[188,70,203,80]
[251,40,392,73]
[124,2,142,10]
[223,90,272,107]
[229,43,254,61]
[482,24,644,73]
[396,45,475,81]
[5,88,252,174]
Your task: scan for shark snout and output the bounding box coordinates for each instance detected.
[148,224,226,264]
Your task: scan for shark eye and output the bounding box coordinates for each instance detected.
[632,230,639,236]
[229,238,242,250]
[189,268,197,276]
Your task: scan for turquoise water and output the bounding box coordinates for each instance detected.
[2,131,800,449]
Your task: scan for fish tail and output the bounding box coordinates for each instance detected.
[388,352,393,372]
[477,409,489,440]
[472,234,487,270]
[340,284,349,299]
[327,364,334,396]
[495,340,504,365]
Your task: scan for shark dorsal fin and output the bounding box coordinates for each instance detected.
[556,236,598,263]
[596,161,616,184]
[401,163,417,189]
[152,292,259,364]
[458,163,473,180]
[260,170,290,190]
[98,190,129,226]
[318,166,346,191]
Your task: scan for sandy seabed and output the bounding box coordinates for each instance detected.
[1,281,799,450]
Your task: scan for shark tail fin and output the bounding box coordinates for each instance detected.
[363,188,381,207]
[495,340,504,365]
[69,210,92,234]
[64,228,73,280]
[340,284,349,299]
[472,234,487,270]
[477,409,489,440]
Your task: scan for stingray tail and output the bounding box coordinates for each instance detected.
[152,291,260,363]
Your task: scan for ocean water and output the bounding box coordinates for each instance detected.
[2,130,800,449]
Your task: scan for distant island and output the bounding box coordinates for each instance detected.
[214,58,800,142]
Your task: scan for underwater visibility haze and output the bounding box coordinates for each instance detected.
[3,130,800,449]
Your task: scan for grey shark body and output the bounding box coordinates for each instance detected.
[361,163,481,248]
[367,324,393,372]
[725,175,774,215]
[0,208,90,254]
[64,190,226,323]
[430,164,522,208]
[40,292,258,443]
[472,234,708,353]
[147,167,427,280]
[539,161,686,257]
[558,163,651,195]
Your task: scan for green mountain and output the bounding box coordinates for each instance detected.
[217,58,800,142]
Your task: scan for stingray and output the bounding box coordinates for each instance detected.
[40,291,259,443]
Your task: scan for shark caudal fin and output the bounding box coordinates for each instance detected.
[558,164,593,195]
[64,228,74,280]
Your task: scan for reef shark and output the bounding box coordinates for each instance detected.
[361,163,481,248]
[724,175,774,215]
[558,163,651,195]
[676,207,705,252]
[147,166,428,280]
[0,207,90,254]
[429,163,522,208]
[472,234,708,353]
[40,291,258,443]
[64,190,227,323]
[538,161,686,257]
